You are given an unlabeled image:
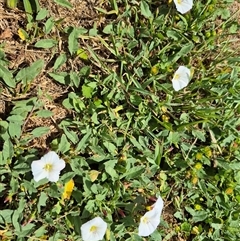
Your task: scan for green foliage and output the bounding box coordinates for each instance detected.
[0,0,240,240]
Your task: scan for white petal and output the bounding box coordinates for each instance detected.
[43,151,65,172]
[172,66,191,91]
[81,217,107,241]
[173,0,193,14]
[31,160,47,182]
[152,196,164,214]
[138,209,160,237]
[47,171,61,182]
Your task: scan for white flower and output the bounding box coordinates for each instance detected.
[173,0,193,14]
[31,151,65,182]
[81,217,107,241]
[138,196,164,237]
[172,66,191,91]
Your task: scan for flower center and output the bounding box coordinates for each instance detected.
[44,163,53,171]
[177,0,182,3]
[90,225,98,233]
[174,74,180,80]
[142,217,149,224]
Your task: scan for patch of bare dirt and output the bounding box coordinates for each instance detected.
[229,1,240,52]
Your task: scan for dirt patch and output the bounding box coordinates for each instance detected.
[228,1,240,52]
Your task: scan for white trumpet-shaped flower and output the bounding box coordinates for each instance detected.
[173,0,193,14]
[138,196,164,237]
[172,66,191,91]
[81,217,107,241]
[31,151,65,182]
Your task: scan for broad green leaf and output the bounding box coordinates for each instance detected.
[77,48,88,60]
[36,109,53,118]
[31,127,50,137]
[103,24,113,34]
[12,210,21,231]
[8,122,22,138]
[103,141,117,155]
[36,8,48,20]
[58,134,71,153]
[76,130,92,151]
[37,192,48,213]
[68,28,79,55]
[0,65,15,88]
[192,129,206,142]
[34,226,47,238]
[140,1,153,18]
[171,42,194,62]
[23,0,32,14]
[54,0,73,8]
[2,139,14,163]
[35,39,57,48]
[0,209,14,223]
[49,72,69,85]
[121,166,145,180]
[53,53,67,70]
[63,126,79,144]
[15,59,44,85]
[82,85,93,98]
[44,17,55,34]
[16,223,35,238]
[68,27,87,55]
[70,71,80,87]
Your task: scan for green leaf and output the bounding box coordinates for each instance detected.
[68,28,79,55]
[0,64,15,88]
[31,127,50,137]
[140,1,153,18]
[12,210,21,231]
[23,0,33,14]
[36,8,48,20]
[44,17,55,34]
[16,223,35,238]
[58,134,70,153]
[49,72,69,85]
[34,226,47,238]
[82,85,93,98]
[15,59,44,85]
[77,48,88,60]
[79,66,90,76]
[121,166,145,180]
[105,165,118,180]
[36,109,53,118]
[103,24,113,34]
[54,0,73,8]
[76,130,92,151]
[68,27,87,55]
[0,209,14,223]
[70,71,80,88]
[192,129,206,142]
[103,141,117,155]
[35,39,57,48]
[2,139,14,163]
[8,122,22,138]
[37,192,48,213]
[171,42,194,62]
[53,53,67,70]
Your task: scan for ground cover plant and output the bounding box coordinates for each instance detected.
[0,0,240,240]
